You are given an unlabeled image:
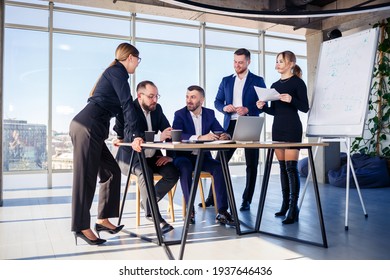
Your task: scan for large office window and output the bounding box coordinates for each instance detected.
[265,36,307,57]
[206,30,259,49]
[205,48,232,122]
[3,0,307,176]
[52,34,124,170]
[5,2,48,27]
[3,29,49,171]
[53,11,130,36]
[135,42,199,124]
[136,21,199,44]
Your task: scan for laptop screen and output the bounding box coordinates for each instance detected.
[232,116,264,142]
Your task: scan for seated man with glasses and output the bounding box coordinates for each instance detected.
[115,80,179,233]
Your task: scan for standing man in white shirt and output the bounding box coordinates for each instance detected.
[212,48,267,211]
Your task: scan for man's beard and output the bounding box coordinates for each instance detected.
[141,101,156,112]
[187,101,200,112]
[235,67,247,75]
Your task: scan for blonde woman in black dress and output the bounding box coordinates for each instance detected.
[256,51,309,224]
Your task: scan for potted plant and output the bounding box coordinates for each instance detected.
[351,18,390,172]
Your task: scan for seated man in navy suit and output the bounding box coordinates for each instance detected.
[172,85,235,226]
[115,80,179,233]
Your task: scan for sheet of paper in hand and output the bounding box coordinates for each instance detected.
[254,86,280,102]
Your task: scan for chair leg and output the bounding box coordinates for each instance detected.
[198,174,218,213]
[210,177,218,214]
[167,185,176,223]
[198,179,206,208]
[136,181,141,227]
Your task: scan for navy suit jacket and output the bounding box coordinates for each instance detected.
[214,71,266,130]
[115,99,171,169]
[172,106,225,158]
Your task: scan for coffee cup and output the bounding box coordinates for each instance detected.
[144,131,155,143]
[171,129,182,144]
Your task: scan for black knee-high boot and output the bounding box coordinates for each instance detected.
[275,160,289,216]
[282,160,300,224]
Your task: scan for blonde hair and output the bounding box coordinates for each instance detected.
[89,43,139,97]
[293,64,302,78]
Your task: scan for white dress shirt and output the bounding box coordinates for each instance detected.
[189,110,202,155]
[231,70,248,120]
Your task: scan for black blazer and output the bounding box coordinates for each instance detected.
[89,60,141,140]
[115,99,171,167]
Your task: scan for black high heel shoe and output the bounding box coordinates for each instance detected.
[74,231,106,245]
[94,223,124,237]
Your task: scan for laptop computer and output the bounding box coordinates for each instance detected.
[181,116,264,144]
[231,116,264,143]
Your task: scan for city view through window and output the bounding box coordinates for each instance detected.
[2,0,307,175]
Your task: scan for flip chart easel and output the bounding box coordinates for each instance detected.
[299,137,367,230]
[303,27,379,230]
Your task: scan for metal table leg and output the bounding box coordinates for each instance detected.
[257,147,328,248]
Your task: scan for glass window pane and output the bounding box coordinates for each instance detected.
[206,29,259,49]
[6,0,42,3]
[54,2,130,16]
[3,1,308,176]
[265,37,306,56]
[137,13,199,26]
[136,21,199,44]
[266,31,305,40]
[3,29,48,171]
[206,22,259,33]
[52,34,124,170]
[5,5,49,27]
[53,11,131,36]
[205,49,232,126]
[262,54,275,143]
[264,54,280,88]
[135,42,200,124]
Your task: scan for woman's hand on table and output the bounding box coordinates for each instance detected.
[131,137,143,152]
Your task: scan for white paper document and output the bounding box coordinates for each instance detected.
[254,86,280,101]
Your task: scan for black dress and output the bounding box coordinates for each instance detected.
[263,75,309,142]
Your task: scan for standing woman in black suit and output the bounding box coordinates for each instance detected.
[256,51,309,224]
[69,43,143,245]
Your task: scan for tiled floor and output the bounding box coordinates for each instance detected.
[1,170,390,261]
